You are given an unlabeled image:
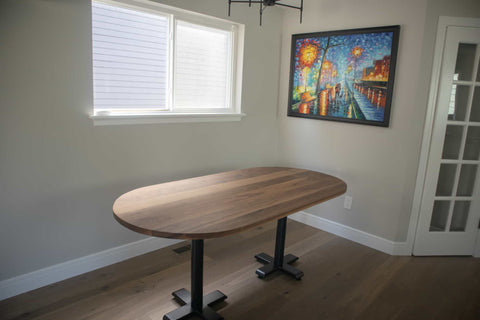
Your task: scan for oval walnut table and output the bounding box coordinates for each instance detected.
[113,167,347,320]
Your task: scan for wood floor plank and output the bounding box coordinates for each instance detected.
[1,220,479,320]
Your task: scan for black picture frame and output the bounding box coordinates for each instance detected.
[287,25,400,127]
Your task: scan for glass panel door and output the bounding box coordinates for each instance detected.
[414,25,480,256]
[429,42,480,234]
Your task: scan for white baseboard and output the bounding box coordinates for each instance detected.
[0,237,182,301]
[289,211,410,256]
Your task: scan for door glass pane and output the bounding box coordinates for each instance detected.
[430,201,450,231]
[463,126,480,160]
[436,164,457,196]
[470,87,480,122]
[442,125,463,159]
[450,201,470,232]
[454,43,476,81]
[448,85,469,121]
[457,164,478,196]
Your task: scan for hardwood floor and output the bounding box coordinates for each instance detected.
[1,220,479,320]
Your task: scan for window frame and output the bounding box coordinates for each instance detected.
[90,0,245,125]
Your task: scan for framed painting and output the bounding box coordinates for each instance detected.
[287,25,400,127]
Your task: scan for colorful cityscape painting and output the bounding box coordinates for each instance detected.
[287,26,400,127]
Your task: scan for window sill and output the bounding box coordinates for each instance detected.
[90,112,246,126]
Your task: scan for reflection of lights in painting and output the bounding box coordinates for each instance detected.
[319,90,329,116]
[299,103,310,114]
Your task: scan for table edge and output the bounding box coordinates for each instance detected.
[112,182,346,240]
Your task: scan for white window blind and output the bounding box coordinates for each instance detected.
[92,1,169,111]
[175,21,231,109]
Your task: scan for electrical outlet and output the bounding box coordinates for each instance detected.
[344,196,352,210]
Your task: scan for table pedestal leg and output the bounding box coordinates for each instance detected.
[164,240,227,320]
[255,217,304,280]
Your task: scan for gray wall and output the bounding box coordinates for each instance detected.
[277,0,480,242]
[0,0,283,280]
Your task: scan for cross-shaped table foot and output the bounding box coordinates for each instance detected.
[254,217,304,280]
[163,240,227,320]
[255,252,304,280]
[163,288,227,320]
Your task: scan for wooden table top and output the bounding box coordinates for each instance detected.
[113,167,347,239]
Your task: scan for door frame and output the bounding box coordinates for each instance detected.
[406,16,480,257]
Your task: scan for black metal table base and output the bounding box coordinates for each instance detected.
[164,240,227,320]
[254,217,304,280]
[164,217,302,319]
[255,252,304,280]
[163,288,227,320]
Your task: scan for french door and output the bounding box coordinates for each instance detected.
[414,26,480,255]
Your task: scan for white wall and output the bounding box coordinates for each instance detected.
[277,0,480,242]
[0,0,283,281]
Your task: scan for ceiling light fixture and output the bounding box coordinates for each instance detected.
[228,0,303,26]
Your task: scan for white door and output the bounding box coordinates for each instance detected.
[414,26,480,255]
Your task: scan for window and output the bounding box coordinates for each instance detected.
[91,0,244,125]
